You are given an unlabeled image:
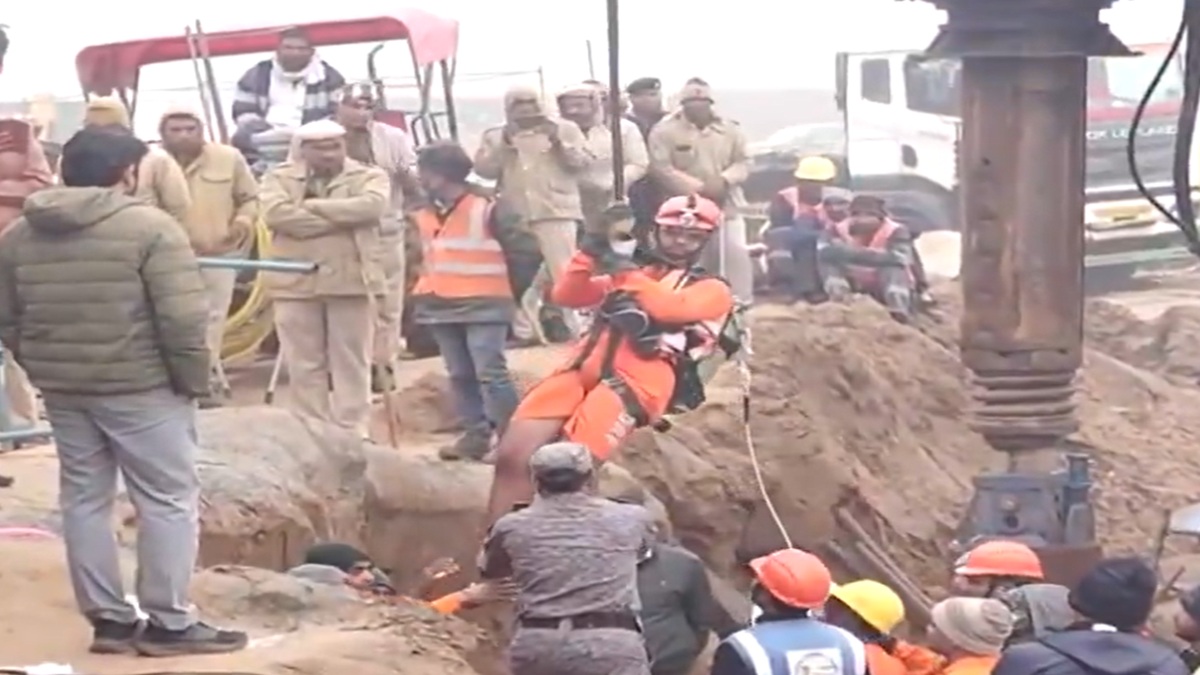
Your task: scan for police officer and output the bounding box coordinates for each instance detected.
[711,549,866,675]
[481,442,653,675]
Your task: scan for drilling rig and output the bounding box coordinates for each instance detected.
[912,0,1186,585]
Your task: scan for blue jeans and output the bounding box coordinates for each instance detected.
[430,322,519,432]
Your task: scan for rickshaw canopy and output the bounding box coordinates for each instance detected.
[75,9,459,94]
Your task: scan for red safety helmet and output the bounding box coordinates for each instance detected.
[748,548,832,610]
[954,540,1045,580]
[655,194,722,231]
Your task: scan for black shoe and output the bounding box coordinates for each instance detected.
[89,618,143,654]
[134,621,248,657]
[438,427,492,461]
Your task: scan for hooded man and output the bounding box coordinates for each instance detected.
[83,97,191,224]
[475,85,593,346]
[0,127,244,656]
[994,556,1189,675]
[647,79,753,304]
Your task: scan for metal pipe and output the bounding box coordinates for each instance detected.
[196,257,316,273]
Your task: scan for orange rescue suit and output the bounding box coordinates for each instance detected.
[411,193,511,299]
[511,250,734,461]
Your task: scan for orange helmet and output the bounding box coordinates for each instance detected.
[954,540,1045,580]
[748,548,832,610]
[655,194,722,231]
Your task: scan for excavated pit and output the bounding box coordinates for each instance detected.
[6,285,1200,671]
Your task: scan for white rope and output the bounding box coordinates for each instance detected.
[718,214,793,550]
[735,322,794,550]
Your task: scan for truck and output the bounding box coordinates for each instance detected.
[830,43,1189,284]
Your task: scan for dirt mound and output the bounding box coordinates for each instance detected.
[0,538,485,675]
[1085,298,1200,384]
[612,292,1200,591]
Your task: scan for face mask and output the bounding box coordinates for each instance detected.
[611,239,638,257]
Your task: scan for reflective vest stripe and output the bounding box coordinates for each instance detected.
[835,218,899,249]
[729,631,774,675]
[413,195,512,299]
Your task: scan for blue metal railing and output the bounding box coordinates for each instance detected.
[0,256,315,448]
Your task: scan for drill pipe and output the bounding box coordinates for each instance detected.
[958,56,1087,456]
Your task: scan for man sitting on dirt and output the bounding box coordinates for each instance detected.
[762,155,843,303]
[484,195,736,526]
[232,26,346,130]
[411,141,521,461]
[290,542,512,614]
[818,194,920,322]
[481,442,654,675]
[994,557,1188,675]
[711,549,865,675]
[0,127,246,656]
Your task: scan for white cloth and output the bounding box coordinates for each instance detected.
[265,57,325,129]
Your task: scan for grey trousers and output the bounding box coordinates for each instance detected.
[46,387,200,631]
[510,627,651,675]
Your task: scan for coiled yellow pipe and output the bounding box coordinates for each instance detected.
[218,219,277,364]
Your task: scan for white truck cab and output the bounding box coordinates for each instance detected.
[834,45,1193,276]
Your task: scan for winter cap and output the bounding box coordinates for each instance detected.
[84,97,131,129]
[1068,556,1157,631]
[930,597,1014,655]
[529,441,593,477]
[295,119,346,142]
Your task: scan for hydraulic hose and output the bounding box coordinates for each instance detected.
[1127,0,1200,255]
[218,219,278,364]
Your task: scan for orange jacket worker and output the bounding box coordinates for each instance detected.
[485,195,735,525]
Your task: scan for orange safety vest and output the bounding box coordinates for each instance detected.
[864,643,910,675]
[778,187,830,227]
[832,218,905,288]
[412,194,512,299]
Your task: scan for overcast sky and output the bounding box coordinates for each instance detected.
[2,0,1182,100]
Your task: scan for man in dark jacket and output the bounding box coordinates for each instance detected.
[639,537,741,675]
[231,26,345,128]
[994,556,1188,675]
[0,128,246,657]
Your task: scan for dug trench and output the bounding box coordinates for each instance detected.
[4,284,1200,673]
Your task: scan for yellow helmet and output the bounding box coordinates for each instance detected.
[794,155,838,182]
[829,579,906,633]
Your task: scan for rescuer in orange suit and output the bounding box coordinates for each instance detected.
[484,195,736,526]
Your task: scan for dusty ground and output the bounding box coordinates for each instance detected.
[7,267,1200,672]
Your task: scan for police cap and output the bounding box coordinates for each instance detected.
[625,77,661,95]
[529,442,594,478]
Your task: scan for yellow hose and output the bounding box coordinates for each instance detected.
[218,219,278,364]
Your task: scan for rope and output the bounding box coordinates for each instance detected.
[734,317,794,550]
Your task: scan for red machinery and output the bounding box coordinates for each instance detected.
[73,10,460,144]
